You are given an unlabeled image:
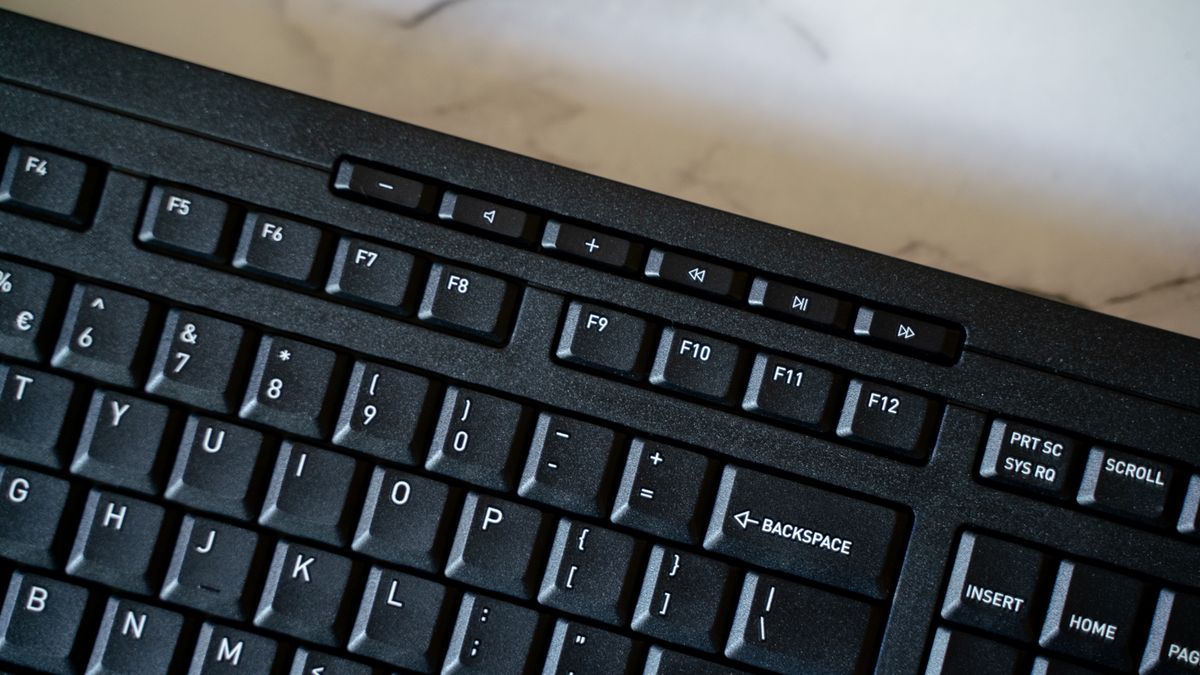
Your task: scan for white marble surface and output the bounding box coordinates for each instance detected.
[6,0,1199,337]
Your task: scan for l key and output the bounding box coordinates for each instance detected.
[52,283,152,387]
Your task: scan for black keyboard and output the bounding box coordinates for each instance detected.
[0,10,1197,675]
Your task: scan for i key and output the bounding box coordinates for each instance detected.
[0,463,72,568]
[0,571,91,674]
[86,597,185,674]
[72,389,171,495]
[633,546,736,652]
[240,334,338,438]
[161,515,259,620]
[260,442,360,546]
[147,309,248,413]
[334,360,434,464]
[426,386,528,491]
[67,489,166,595]
[254,540,354,647]
[446,493,549,599]
[442,592,544,674]
[353,467,456,572]
[539,518,643,626]
[518,412,619,517]
[612,439,713,544]
[52,283,152,387]
[348,565,452,672]
[0,259,56,360]
[0,363,75,468]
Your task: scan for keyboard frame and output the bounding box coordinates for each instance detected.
[1,10,1197,674]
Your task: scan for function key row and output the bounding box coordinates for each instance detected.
[557,298,942,462]
[331,156,964,363]
[0,139,102,229]
[138,182,520,344]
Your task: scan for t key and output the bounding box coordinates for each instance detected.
[0,363,75,468]
[241,335,338,438]
[52,283,152,387]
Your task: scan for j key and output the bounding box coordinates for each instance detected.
[612,439,713,544]
[543,619,636,675]
[426,386,528,491]
[67,489,166,594]
[0,363,74,468]
[0,571,90,674]
[165,415,266,520]
[940,532,1048,641]
[0,259,56,360]
[147,309,248,413]
[240,335,338,438]
[854,306,961,361]
[644,645,745,675]
[650,327,743,403]
[233,212,326,286]
[1077,447,1174,522]
[260,442,360,546]
[87,596,184,674]
[418,263,517,342]
[747,276,852,329]
[334,360,433,464]
[0,144,94,226]
[980,419,1080,499]
[1181,475,1200,537]
[161,515,259,620]
[542,220,636,269]
[741,352,839,431]
[439,191,538,240]
[1031,658,1104,675]
[291,648,373,675]
[539,519,642,626]
[836,379,937,459]
[52,283,152,387]
[705,465,905,600]
[926,628,1027,675]
[348,566,451,671]
[446,492,549,599]
[518,412,619,517]
[353,467,455,572]
[189,622,279,674]
[0,463,71,568]
[72,388,172,494]
[1039,561,1145,670]
[139,184,231,260]
[254,540,354,647]
[644,248,740,299]
[1140,589,1200,674]
[442,592,544,674]
[633,546,735,652]
[726,572,879,674]
[326,237,419,312]
[556,300,651,379]
[333,159,438,213]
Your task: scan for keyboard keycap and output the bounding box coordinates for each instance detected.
[165,415,267,520]
[418,263,517,342]
[0,259,56,360]
[854,306,961,361]
[612,439,713,544]
[260,441,360,546]
[52,283,152,387]
[725,571,879,673]
[539,518,642,626]
[1140,589,1200,675]
[926,627,1026,675]
[979,419,1081,499]
[705,465,905,599]
[1077,447,1174,522]
[326,237,419,312]
[147,309,248,413]
[240,335,338,438]
[254,540,354,647]
[291,648,373,675]
[644,248,740,298]
[940,531,1048,641]
[0,463,71,568]
[442,592,543,674]
[72,388,171,494]
[233,212,326,286]
[644,645,743,675]
[741,352,839,431]
[348,565,451,672]
[439,191,538,240]
[543,619,636,675]
[836,378,937,459]
[426,386,528,491]
[0,363,74,468]
[353,467,455,572]
[1180,474,1200,537]
[333,159,438,213]
[632,545,735,652]
[139,184,231,260]
[0,571,90,674]
[333,360,433,464]
[189,622,279,674]
[556,300,651,379]
[1039,560,1145,670]
[86,596,184,674]
[1030,657,1103,675]
[446,492,549,599]
[542,220,636,269]
[67,489,166,594]
[0,144,94,226]
[649,327,742,403]
[518,412,619,517]
[161,515,259,620]
[747,276,853,329]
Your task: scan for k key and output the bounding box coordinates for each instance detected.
[254,540,354,647]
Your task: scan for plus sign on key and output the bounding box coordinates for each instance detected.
[542,221,636,269]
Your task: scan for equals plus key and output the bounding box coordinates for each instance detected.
[611,440,713,544]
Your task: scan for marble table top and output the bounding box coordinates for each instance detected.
[6,0,1198,338]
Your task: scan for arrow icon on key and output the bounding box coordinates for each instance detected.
[482,209,496,224]
[733,510,761,529]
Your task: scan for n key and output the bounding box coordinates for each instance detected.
[87,597,184,674]
[0,571,90,674]
[254,540,354,647]
[67,489,166,594]
[147,309,248,413]
[52,283,152,387]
